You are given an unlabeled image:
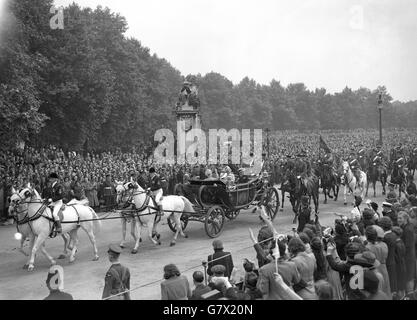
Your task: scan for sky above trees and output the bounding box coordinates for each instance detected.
[52,0,417,102]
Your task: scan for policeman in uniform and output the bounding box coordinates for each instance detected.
[102,244,131,300]
[148,167,163,213]
[42,172,63,234]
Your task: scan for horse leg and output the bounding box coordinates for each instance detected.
[22,235,35,268]
[131,219,141,254]
[365,178,369,197]
[147,218,159,245]
[119,218,127,248]
[373,180,376,198]
[343,185,347,205]
[170,214,183,247]
[82,222,99,261]
[280,190,284,211]
[323,187,327,204]
[68,229,79,263]
[57,233,70,259]
[40,243,56,266]
[27,233,48,272]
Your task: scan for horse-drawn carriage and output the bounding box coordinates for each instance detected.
[171,174,279,238]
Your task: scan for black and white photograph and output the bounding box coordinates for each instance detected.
[1,0,417,305]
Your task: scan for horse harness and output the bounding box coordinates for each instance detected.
[118,187,161,226]
[13,196,81,238]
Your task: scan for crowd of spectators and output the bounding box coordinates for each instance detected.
[158,194,417,300]
[1,128,417,225]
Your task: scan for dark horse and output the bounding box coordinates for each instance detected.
[390,163,408,198]
[316,162,339,204]
[283,170,319,223]
[365,158,387,197]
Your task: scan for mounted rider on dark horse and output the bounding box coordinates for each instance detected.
[281,151,319,223]
[316,150,339,204]
[365,150,388,197]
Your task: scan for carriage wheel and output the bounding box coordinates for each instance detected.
[225,209,240,220]
[167,215,189,233]
[263,187,279,221]
[204,206,225,238]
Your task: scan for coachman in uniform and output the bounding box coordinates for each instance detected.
[42,172,63,234]
[102,244,131,300]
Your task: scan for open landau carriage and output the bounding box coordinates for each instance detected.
[172,173,279,238]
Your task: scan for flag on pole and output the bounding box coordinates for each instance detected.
[319,135,331,153]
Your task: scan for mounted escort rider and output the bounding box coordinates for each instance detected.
[148,167,164,215]
[41,172,63,234]
[349,158,362,186]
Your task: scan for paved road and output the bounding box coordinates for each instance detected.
[0,185,390,300]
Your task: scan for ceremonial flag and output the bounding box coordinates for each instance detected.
[319,135,331,153]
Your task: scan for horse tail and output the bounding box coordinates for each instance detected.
[90,207,101,234]
[180,196,195,214]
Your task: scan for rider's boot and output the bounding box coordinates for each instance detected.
[157,204,164,216]
[55,220,63,234]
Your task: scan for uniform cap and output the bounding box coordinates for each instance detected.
[211,264,226,276]
[382,202,392,208]
[149,167,156,173]
[108,244,123,255]
[49,172,59,179]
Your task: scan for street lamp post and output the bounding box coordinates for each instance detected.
[266,128,270,158]
[377,92,383,146]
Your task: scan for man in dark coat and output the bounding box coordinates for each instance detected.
[102,244,131,300]
[190,271,211,300]
[42,172,64,234]
[378,216,398,296]
[207,240,234,279]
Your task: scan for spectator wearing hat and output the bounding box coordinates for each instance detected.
[392,226,407,298]
[257,239,302,300]
[161,264,191,300]
[354,251,385,293]
[249,226,274,268]
[288,238,317,300]
[326,241,373,300]
[365,226,391,298]
[397,211,416,298]
[361,269,389,300]
[43,267,73,300]
[334,223,349,261]
[382,202,397,226]
[207,240,234,280]
[102,244,131,300]
[190,271,210,300]
[378,216,398,296]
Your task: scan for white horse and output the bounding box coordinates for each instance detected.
[115,181,194,252]
[341,161,367,205]
[8,185,101,271]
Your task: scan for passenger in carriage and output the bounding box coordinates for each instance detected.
[220,166,235,187]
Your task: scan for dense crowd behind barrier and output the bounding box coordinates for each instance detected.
[1,128,417,222]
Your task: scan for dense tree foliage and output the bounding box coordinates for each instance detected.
[1,0,416,152]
